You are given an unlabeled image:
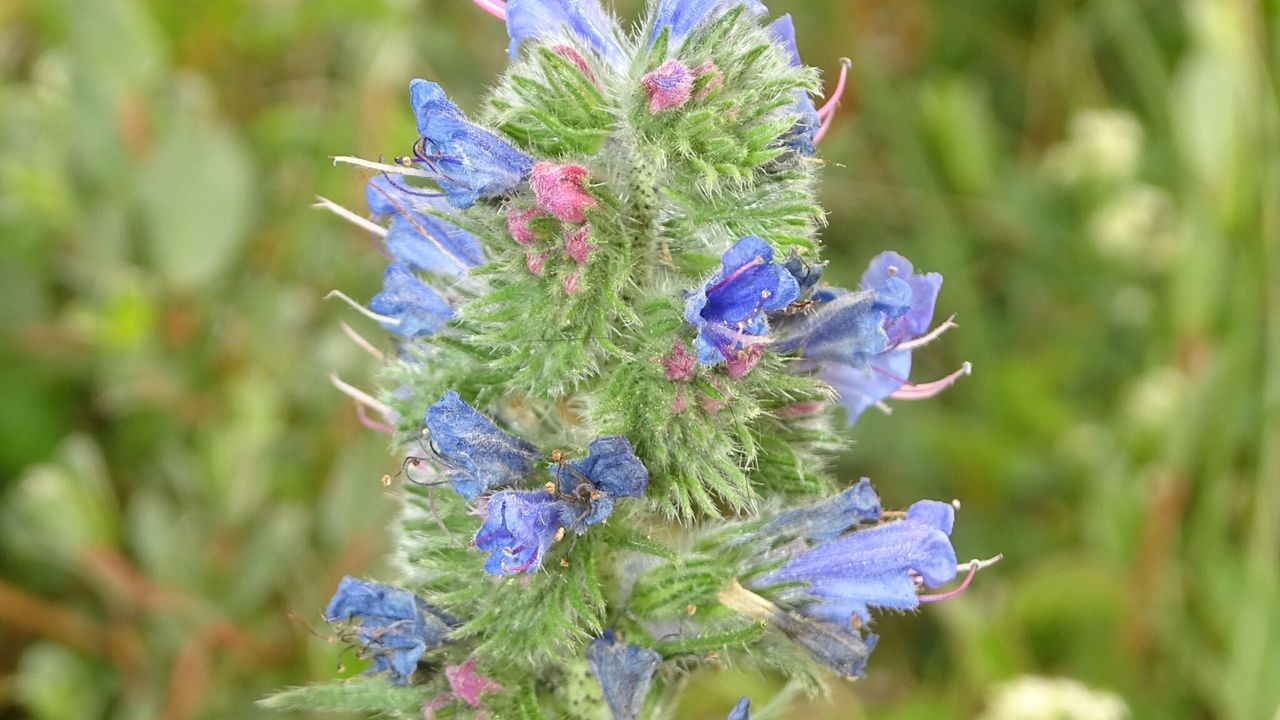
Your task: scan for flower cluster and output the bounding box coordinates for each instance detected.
[280,0,997,716]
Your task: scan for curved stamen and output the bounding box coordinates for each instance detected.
[355,403,396,434]
[813,58,851,145]
[918,553,1003,603]
[325,289,402,326]
[366,179,472,274]
[329,373,396,420]
[339,321,386,361]
[706,256,766,297]
[896,314,958,352]
[313,196,388,238]
[888,362,972,400]
[471,0,506,20]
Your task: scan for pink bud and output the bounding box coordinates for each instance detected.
[525,251,550,276]
[507,207,543,246]
[564,225,594,264]
[663,339,696,382]
[725,345,764,379]
[553,44,598,86]
[563,269,583,296]
[693,60,723,100]
[642,59,694,113]
[531,162,596,224]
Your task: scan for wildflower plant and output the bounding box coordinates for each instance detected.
[264,1,995,717]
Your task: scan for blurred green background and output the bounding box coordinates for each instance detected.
[1,0,1277,718]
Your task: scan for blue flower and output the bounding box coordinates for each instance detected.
[506,0,625,66]
[761,478,881,543]
[558,436,650,530]
[586,629,662,720]
[766,15,820,156]
[780,248,825,299]
[409,79,534,209]
[759,499,959,626]
[369,262,455,338]
[474,489,565,575]
[726,697,751,720]
[775,251,966,425]
[685,236,800,366]
[423,391,540,500]
[324,576,456,684]
[366,176,484,278]
[649,0,766,47]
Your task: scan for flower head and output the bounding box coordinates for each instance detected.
[369,262,454,338]
[506,0,625,66]
[365,176,484,277]
[324,576,455,684]
[649,0,767,48]
[774,251,967,425]
[761,478,882,543]
[586,629,663,720]
[530,162,597,223]
[766,15,821,156]
[474,489,564,575]
[685,236,800,366]
[423,391,540,499]
[642,59,694,113]
[409,79,534,209]
[760,499,960,626]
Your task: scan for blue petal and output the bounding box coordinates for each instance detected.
[423,391,540,499]
[324,577,455,684]
[568,436,650,499]
[474,490,565,575]
[780,248,825,298]
[649,0,767,47]
[762,478,882,542]
[685,236,800,365]
[772,281,908,362]
[586,630,662,720]
[506,0,625,65]
[819,348,911,426]
[726,697,751,720]
[366,176,484,277]
[766,15,820,155]
[409,79,533,209]
[860,251,942,340]
[369,262,454,338]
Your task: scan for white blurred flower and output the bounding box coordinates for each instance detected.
[1043,109,1144,185]
[1124,366,1189,434]
[979,676,1129,720]
[1089,184,1180,271]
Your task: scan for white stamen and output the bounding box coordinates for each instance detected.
[332,155,434,178]
[889,361,971,400]
[958,553,1004,573]
[897,314,958,351]
[340,321,386,361]
[874,400,894,415]
[329,373,395,419]
[313,195,387,237]
[325,289,401,326]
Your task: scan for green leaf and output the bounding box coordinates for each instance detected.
[257,678,432,714]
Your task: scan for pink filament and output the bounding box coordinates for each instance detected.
[355,404,395,434]
[888,362,972,400]
[813,60,850,145]
[917,562,978,604]
[472,0,506,20]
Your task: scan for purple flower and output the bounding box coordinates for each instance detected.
[759,499,959,626]
[369,262,454,338]
[409,79,534,209]
[761,478,881,543]
[365,176,483,277]
[324,576,456,684]
[506,0,625,66]
[726,697,751,720]
[685,236,800,366]
[557,436,650,530]
[474,489,565,575]
[423,391,540,500]
[775,252,968,425]
[649,0,767,48]
[642,59,694,113]
[586,629,662,720]
[766,15,820,156]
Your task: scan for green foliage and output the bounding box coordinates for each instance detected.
[258,679,434,716]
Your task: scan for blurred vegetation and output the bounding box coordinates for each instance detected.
[0,0,1276,719]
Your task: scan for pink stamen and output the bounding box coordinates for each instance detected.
[896,314,958,352]
[813,58,851,145]
[356,403,395,434]
[918,554,1003,604]
[471,0,506,20]
[706,256,765,296]
[888,362,972,400]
